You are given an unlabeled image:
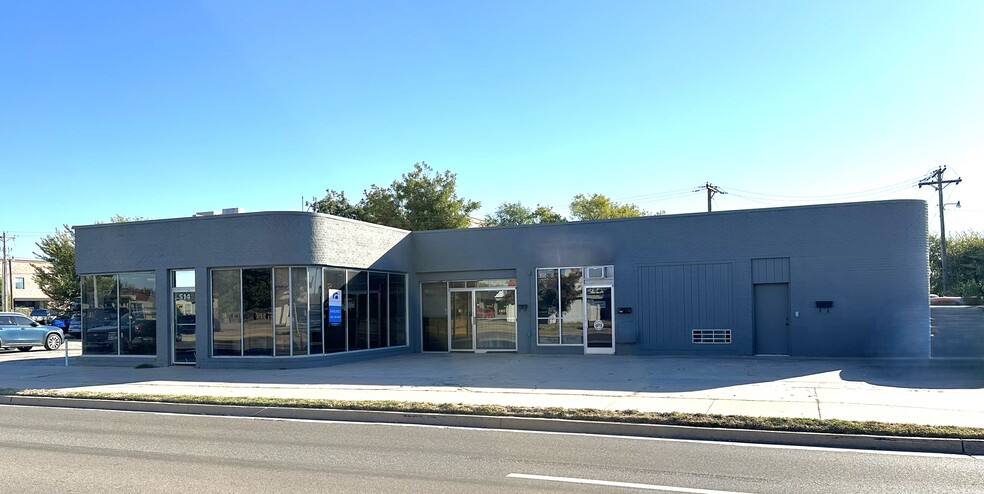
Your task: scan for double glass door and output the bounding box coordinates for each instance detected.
[450,289,517,352]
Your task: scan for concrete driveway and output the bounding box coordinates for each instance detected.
[1,352,981,427]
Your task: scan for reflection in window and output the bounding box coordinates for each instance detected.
[119,272,157,355]
[83,274,119,355]
[208,266,406,358]
[324,268,347,353]
[212,269,242,356]
[308,267,323,354]
[369,272,387,348]
[536,269,559,344]
[536,268,586,346]
[388,274,407,347]
[274,268,291,356]
[291,267,309,355]
[243,268,273,356]
[81,272,156,356]
[422,282,448,351]
[560,268,584,344]
[347,271,368,350]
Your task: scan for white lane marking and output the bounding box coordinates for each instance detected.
[507,473,752,493]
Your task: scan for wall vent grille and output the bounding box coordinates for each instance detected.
[692,329,732,344]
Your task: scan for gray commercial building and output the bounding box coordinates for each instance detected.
[73,199,930,367]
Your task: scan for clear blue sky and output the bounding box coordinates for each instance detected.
[2,1,981,259]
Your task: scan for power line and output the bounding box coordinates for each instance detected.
[919,166,962,293]
[694,183,726,212]
[721,176,925,202]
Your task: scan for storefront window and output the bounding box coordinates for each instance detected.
[242,268,274,356]
[210,266,406,358]
[388,274,407,347]
[81,272,156,356]
[421,282,449,352]
[324,268,347,353]
[211,269,242,356]
[536,267,586,345]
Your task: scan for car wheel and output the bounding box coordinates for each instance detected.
[17,347,32,352]
[44,333,63,351]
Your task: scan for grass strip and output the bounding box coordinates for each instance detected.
[3,387,982,440]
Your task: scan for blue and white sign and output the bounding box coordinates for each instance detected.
[327,289,343,326]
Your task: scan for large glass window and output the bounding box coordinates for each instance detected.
[388,274,407,347]
[536,270,560,345]
[243,268,274,356]
[324,268,347,353]
[291,267,309,355]
[210,266,406,358]
[211,269,242,356]
[308,267,323,354]
[560,268,584,344]
[421,282,449,351]
[537,267,587,346]
[274,268,291,356]
[81,272,156,356]
[369,272,387,348]
[119,272,157,355]
[347,270,369,350]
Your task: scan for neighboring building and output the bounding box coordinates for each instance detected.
[73,199,930,368]
[3,259,53,310]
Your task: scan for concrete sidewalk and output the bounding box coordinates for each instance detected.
[2,351,982,428]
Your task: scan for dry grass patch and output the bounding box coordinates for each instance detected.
[4,388,982,439]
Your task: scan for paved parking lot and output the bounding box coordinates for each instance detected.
[0,337,81,363]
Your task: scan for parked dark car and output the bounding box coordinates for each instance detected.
[67,315,81,337]
[30,309,54,324]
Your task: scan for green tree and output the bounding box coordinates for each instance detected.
[930,231,984,297]
[32,216,144,310]
[307,190,360,220]
[309,162,480,230]
[32,225,78,310]
[569,193,651,220]
[483,202,566,226]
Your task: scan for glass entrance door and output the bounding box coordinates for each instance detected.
[450,291,473,351]
[173,291,196,364]
[584,286,614,354]
[450,289,517,352]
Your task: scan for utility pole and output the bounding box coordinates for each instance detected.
[695,182,726,212]
[919,166,962,294]
[1,232,8,312]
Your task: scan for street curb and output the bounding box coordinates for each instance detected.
[1,395,973,455]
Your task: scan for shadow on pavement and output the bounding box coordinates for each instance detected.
[2,353,981,393]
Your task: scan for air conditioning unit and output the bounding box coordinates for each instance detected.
[586,266,610,279]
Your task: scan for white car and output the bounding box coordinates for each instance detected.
[0,312,64,352]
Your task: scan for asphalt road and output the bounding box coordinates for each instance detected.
[1,406,981,494]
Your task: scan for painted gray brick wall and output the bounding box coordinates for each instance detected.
[75,212,412,273]
[412,200,929,358]
[74,200,930,362]
[931,306,984,358]
[75,212,413,368]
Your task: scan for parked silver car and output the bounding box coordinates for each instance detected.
[0,312,64,352]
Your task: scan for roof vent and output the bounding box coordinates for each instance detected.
[222,208,245,214]
[194,211,216,217]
